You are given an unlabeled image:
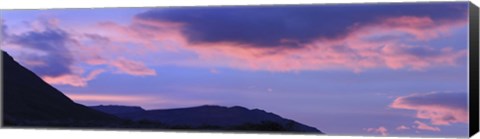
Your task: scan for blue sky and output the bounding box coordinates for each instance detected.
[0,2,470,137]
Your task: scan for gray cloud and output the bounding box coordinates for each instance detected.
[8,27,75,77]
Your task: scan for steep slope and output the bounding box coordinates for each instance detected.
[2,51,118,125]
[1,50,323,133]
[92,105,322,133]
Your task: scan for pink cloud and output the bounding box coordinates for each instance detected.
[357,16,455,40]
[390,92,468,125]
[42,69,105,87]
[3,17,164,87]
[379,45,465,70]
[171,16,466,72]
[20,59,47,67]
[71,34,158,76]
[76,15,467,73]
[414,121,440,132]
[66,93,153,103]
[95,19,187,52]
[364,126,389,136]
[64,93,216,109]
[396,125,410,131]
[7,14,465,88]
[110,57,157,76]
[75,48,157,76]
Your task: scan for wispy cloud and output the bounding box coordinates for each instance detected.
[2,18,158,87]
[390,92,468,125]
[364,126,389,136]
[5,26,74,77]
[66,93,154,103]
[0,19,102,87]
[414,120,441,132]
[43,69,105,87]
[396,125,410,131]
[65,93,216,109]
[110,57,157,76]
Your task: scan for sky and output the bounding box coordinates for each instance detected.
[0,2,471,137]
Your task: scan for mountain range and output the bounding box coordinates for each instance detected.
[90,105,321,133]
[2,51,323,133]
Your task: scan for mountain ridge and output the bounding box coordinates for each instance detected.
[90,104,322,133]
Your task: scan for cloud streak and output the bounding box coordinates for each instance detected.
[390,92,468,125]
[364,126,389,136]
[66,93,155,103]
[414,120,441,132]
[65,93,216,109]
[43,69,105,87]
[110,57,157,76]
[396,125,410,131]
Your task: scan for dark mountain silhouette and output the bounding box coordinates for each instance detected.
[90,105,322,133]
[2,51,119,126]
[90,105,146,115]
[2,50,323,133]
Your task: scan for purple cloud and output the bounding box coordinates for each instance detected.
[2,25,107,87]
[1,17,162,87]
[135,2,467,48]
[1,19,7,41]
[7,28,75,77]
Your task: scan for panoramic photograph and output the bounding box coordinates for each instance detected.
[1,2,470,138]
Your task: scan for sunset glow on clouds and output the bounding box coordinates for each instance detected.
[64,93,216,109]
[0,2,470,137]
[43,69,105,87]
[2,3,469,87]
[414,120,441,132]
[390,92,468,126]
[93,10,467,73]
[110,57,157,76]
[66,93,155,103]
